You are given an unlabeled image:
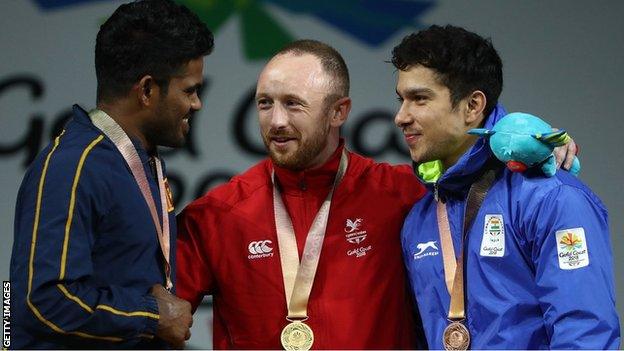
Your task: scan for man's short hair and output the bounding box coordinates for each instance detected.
[391,25,503,117]
[276,39,350,101]
[95,0,214,102]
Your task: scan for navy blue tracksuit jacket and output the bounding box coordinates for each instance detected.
[10,105,176,349]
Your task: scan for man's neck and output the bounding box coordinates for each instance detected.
[273,141,344,193]
[96,102,155,154]
[303,135,340,171]
[441,134,479,170]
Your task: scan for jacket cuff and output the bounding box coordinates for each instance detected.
[141,294,160,337]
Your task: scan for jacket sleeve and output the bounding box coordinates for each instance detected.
[401,220,429,350]
[527,184,620,349]
[390,163,428,209]
[176,204,216,312]
[17,136,159,345]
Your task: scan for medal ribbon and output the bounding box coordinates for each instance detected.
[437,162,499,321]
[89,109,172,290]
[273,150,348,320]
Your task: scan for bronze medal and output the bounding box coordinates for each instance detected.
[443,321,470,350]
[280,321,314,350]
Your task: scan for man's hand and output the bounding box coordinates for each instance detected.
[151,284,193,349]
[552,130,578,170]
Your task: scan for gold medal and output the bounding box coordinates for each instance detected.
[280,321,314,350]
[443,321,470,350]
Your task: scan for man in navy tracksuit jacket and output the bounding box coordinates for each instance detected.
[11,105,173,348]
[393,25,620,349]
[9,0,213,348]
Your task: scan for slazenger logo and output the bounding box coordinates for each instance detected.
[413,240,439,260]
[248,240,274,260]
[345,218,367,244]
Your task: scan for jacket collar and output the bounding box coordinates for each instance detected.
[415,104,507,199]
[71,104,153,165]
[272,139,345,194]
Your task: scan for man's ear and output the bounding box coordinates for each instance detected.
[330,96,351,128]
[464,90,487,126]
[136,75,160,107]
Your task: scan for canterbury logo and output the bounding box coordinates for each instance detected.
[248,240,273,255]
[415,241,438,256]
[344,218,363,233]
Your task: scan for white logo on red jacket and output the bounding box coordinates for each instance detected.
[348,245,372,258]
[248,240,274,260]
[344,218,367,244]
[345,218,362,233]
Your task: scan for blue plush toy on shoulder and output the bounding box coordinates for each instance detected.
[469,112,581,177]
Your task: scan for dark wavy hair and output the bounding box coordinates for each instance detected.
[391,25,503,117]
[95,0,214,102]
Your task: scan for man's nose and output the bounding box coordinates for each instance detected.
[394,102,411,128]
[270,104,289,129]
[191,92,202,111]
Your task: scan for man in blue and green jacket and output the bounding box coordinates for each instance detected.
[393,25,620,349]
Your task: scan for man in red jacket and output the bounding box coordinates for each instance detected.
[176,39,428,349]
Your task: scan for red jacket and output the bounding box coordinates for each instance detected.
[177,146,427,349]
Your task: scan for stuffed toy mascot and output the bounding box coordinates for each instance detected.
[469,112,581,177]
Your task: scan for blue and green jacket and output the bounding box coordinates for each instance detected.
[10,105,176,348]
[401,104,620,349]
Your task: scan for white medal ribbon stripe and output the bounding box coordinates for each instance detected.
[273,188,299,310]
[284,193,332,317]
[437,201,465,320]
[154,157,171,283]
[436,164,498,325]
[437,201,457,295]
[89,109,172,290]
[273,150,348,320]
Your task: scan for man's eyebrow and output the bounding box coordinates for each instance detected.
[190,82,203,90]
[283,93,305,102]
[254,93,307,103]
[401,87,435,96]
[184,82,203,93]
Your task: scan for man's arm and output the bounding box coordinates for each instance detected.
[401,219,429,350]
[176,204,216,312]
[529,185,620,349]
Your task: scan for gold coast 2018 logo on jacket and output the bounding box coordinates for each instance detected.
[555,227,589,270]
